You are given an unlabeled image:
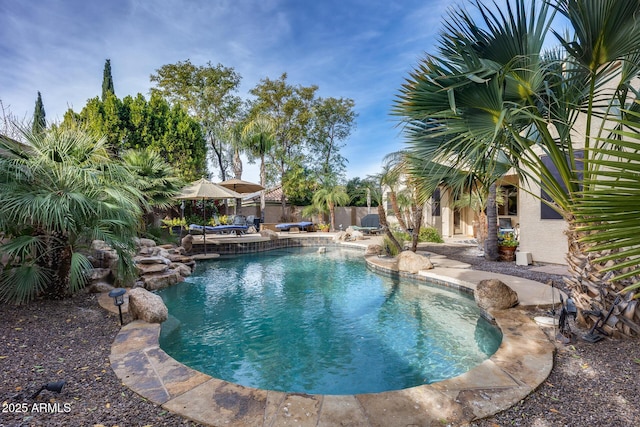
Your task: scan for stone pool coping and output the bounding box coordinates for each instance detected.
[106,242,556,426]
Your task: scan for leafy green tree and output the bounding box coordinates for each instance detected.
[0,128,141,304]
[395,0,640,326]
[346,177,378,207]
[102,59,115,101]
[283,164,317,207]
[32,91,46,136]
[308,97,356,185]
[150,60,242,180]
[248,73,317,217]
[61,93,206,181]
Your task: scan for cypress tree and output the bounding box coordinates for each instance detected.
[32,91,46,135]
[102,59,115,101]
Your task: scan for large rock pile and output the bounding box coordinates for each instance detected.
[87,238,195,293]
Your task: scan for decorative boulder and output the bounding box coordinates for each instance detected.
[397,250,433,274]
[260,229,279,240]
[91,240,119,268]
[141,270,183,291]
[475,279,519,312]
[351,230,364,240]
[181,234,194,252]
[135,238,157,249]
[127,288,168,323]
[333,231,347,242]
[365,244,384,256]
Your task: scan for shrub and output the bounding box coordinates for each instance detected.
[419,227,444,243]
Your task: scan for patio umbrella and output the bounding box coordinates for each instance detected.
[218,178,264,214]
[218,178,264,194]
[176,178,242,254]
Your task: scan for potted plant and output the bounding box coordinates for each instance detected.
[317,223,330,232]
[497,232,519,261]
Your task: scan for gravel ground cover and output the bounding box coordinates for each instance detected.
[1,243,638,426]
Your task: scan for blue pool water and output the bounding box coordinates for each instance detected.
[158,248,502,395]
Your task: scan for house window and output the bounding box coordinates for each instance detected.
[432,188,441,217]
[498,185,518,216]
[540,151,583,219]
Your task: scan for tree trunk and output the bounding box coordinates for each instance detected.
[484,183,499,261]
[329,204,336,231]
[389,192,408,231]
[260,154,266,221]
[40,232,73,300]
[563,219,640,337]
[410,203,423,252]
[233,149,243,179]
[378,204,402,253]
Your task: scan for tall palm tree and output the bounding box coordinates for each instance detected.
[242,114,275,220]
[0,128,142,304]
[367,173,403,253]
[395,0,640,331]
[379,154,409,231]
[310,185,350,232]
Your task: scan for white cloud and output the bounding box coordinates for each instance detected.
[0,0,454,179]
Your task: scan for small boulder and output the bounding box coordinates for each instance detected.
[260,229,279,240]
[141,269,183,290]
[172,263,193,277]
[135,238,157,249]
[181,234,194,252]
[397,250,433,274]
[87,281,114,294]
[475,279,519,312]
[365,244,384,256]
[351,230,364,240]
[127,288,168,323]
[136,262,169,275]
[333,231,348,242]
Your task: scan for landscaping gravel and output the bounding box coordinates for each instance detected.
[1,243,638,426]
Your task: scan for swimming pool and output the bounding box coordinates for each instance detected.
[158,247,502,395]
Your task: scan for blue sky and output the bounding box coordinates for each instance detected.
[1,0,471,182]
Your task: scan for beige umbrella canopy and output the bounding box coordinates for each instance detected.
[176,178,242,254]
[218,178,264,194]
[177,178,243,200]
[218,178,264,215]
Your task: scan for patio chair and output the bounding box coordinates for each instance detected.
[275,221,315,232]
[352,214,383,235]
[188,223,248,236]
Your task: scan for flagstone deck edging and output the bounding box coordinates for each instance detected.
[108,239,556,426]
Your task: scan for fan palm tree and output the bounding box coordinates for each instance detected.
[121,147,184,227]
[395,0,640,329]
[310,185,350,232]
[0,128,142,304]
[242,114,275,219]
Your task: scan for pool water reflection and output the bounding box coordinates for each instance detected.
[158,248,501,395]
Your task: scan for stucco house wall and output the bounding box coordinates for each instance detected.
[517,183,568,265]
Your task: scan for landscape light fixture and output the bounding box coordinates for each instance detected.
[108,288,127,325]
[31,380,65,399]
